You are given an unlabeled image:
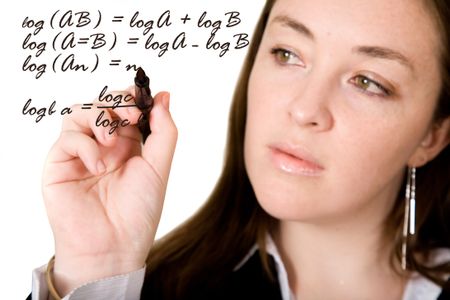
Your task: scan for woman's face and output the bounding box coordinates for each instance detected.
[244,0,443,223]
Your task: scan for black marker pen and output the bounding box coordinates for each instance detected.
[134,67,154,143]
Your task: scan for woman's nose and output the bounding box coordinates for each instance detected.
[288,76,334,132]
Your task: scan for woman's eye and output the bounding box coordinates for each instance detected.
[270,48,303,66]
[352,75,391,97]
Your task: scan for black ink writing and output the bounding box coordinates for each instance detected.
[95,110,130,134]
[22,99,57,123]
[58,10,93,28]
[22,16,44,35]
[22,55,46,79]
[22,33,46,57]
[98,85,133,109]
[129,10,172,36]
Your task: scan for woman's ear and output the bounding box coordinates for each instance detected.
[407,117,450,167]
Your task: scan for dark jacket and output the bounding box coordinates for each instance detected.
[139,250,450,300]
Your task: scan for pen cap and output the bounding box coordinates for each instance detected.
[134,67,153,110]
[135,67,150,88]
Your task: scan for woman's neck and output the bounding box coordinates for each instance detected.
[273,219,408,300]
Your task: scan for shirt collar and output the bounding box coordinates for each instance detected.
[233,233,293,300]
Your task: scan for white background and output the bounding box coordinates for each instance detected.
[0,0,265,298]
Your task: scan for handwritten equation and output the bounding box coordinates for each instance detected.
[23,85,144,134]
[22,9,251,79]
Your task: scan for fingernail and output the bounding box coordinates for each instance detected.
[162,93,170,110]
[96,160,106,174]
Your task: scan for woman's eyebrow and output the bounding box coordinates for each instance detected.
[271,15,315,41]
[270,14,416,75]
[352,46,415,74]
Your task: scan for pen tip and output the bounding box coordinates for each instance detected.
[136,67,146,79]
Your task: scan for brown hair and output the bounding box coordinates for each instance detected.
[144,0,450,296]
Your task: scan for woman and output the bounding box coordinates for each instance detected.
[30,0,450,299]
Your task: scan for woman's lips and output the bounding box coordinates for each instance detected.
[268,144,324,176]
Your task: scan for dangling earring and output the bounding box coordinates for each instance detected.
[401,166,416,270]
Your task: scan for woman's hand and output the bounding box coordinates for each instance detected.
[41,87,177,296]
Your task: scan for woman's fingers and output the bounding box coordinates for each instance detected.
[62,104,118,145]
[44,87,177,185]
[43,130,105,186]
[141,91,178,183]
[61,90,143,146]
